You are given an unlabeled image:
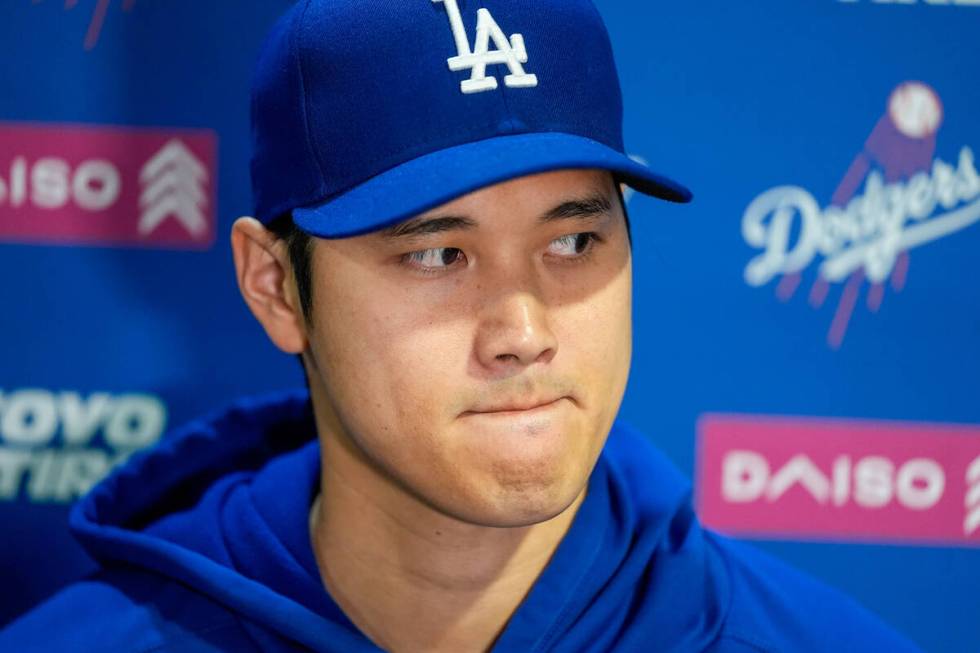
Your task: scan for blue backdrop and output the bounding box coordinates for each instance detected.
[1,2,978,651]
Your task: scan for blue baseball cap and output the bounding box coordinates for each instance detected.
[250,0,691,238]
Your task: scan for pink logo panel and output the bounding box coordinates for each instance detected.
[0,123,216,249]
[696,414,980,547]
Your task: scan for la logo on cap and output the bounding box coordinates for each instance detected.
[433,0,539,94]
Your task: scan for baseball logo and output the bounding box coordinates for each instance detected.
[888,81,943,139]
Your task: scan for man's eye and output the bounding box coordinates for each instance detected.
[401,234,602,275]
[548,233,601,258]
[401,247,465,273]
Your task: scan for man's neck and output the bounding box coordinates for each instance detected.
[308,437,586,653]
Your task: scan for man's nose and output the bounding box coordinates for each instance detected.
[473,266,558,373]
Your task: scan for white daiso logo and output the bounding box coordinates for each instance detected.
[742,146,980,287]
[0,388,166,503]
[0,156,122,213]
[0,133,211,242]
[966,455,980,536]
[723,450,947,511]
[139,139,209,238]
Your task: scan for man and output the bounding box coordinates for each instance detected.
[1,0,923,651]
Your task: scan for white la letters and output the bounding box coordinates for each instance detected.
[432,0,538,94]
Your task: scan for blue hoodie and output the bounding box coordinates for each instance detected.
[0,390,922,652]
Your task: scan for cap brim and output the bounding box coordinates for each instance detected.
[293,132,691,238]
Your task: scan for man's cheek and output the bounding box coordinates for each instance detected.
[565,314,621,365]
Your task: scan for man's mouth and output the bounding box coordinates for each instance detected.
[463,397,566,416]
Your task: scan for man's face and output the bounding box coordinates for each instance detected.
[304,169,632,527]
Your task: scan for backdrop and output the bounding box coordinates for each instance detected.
[1,1,978,651]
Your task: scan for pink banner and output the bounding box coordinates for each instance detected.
[0,122,216,249]
[696,414,980,547]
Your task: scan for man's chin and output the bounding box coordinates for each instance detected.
[440,479,588,530]
[492,494,586,529]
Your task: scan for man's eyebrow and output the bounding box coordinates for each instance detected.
[379,191,613,241]
[539,192,613,224]
[379,215,478,241]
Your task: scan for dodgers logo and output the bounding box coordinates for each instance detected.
[741,81,980,348]
[432,0,538,94]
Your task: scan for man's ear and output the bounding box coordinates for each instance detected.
[230,217,308,354]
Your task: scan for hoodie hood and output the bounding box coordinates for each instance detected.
[69,390,731,652]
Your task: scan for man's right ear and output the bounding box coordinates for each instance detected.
[230,217,308,355]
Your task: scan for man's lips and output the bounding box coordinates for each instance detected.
[462,397,566,416]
